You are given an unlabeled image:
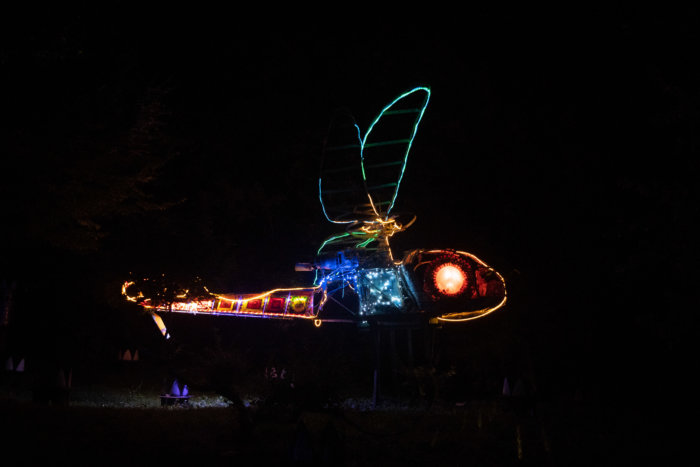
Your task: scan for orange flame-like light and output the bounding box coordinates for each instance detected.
[434,263,467,296]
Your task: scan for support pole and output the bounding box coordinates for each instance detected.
[389,328,398,392]
[406,328,414,368]
[372,326,381,409]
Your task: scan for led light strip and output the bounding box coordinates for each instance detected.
[124,282,321,318]
[318,121,363,224]
[432,250,507,322]
[361,86,431,218]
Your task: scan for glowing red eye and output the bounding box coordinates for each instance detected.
[434,263,467,296]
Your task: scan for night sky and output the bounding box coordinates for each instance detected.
[1,6,696,433]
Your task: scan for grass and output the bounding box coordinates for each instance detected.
[0,362,656,466]
[1,393,622,466]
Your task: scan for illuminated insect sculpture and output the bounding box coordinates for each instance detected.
[122,87,506,338]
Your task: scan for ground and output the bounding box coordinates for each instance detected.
[1,362,655,467]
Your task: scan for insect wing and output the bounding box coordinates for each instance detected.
[319,109,367,223]
[361,87,430,219]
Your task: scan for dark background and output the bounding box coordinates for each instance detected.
[0,4,695,439]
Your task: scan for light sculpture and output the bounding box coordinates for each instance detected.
[434,264,467,296]
[123,87,506,336]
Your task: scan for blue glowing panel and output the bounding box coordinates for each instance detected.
[357,268,405,315]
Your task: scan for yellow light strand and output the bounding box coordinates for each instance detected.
[416,249,507,323]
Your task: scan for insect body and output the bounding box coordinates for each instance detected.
[123,87,506,336]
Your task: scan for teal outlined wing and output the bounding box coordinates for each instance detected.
[360,87,430,219]
[319,109,367,224]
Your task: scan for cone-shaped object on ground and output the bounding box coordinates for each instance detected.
[502,377,511,396]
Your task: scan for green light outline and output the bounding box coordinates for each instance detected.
[355,237,376,248]
[360,86,431,218]
[317,232,352,255]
